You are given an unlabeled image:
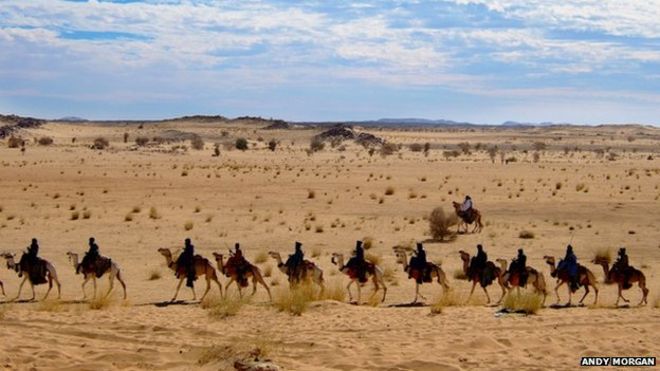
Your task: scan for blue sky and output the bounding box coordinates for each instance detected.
[1,0,659,125]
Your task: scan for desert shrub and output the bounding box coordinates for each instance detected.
[7,136,24,148]
[191,135,204,150]
[318,280,346,302]
[307,190,315,199]
[89,295,113,310]
[123,132,129,143]
[268,139,277,151]
[518,230,535,239]
[501,291,543,314]
[384,186,395,196]
[254,251,268,264]
[203,295,248,319]
[429,207,458,241]
[148,268,161,280]
[487,146,498,163]
[430,290,464,314]
[453,269,467,280]
[82,210,92,219]
[92,137,109,150]
[273,284,316,315]
[135,136,149,146]
[70,211,80,220]
[213,143,221,157]
[235,138,249,151]
[184,221,194,231]
[443,150,460,159]
[380,142,398,157]
[38,137,54,146]
[409,143,423,152]
[363,237,374,250]
[533,152,540,163]
[310,137,324,152]
[423,142,431,156]
[149,207,160,220]
[457,142,471,155]
[593,248,612,263]
[124,213,133,222]
[576,183,586,192]
[532,141,547,151]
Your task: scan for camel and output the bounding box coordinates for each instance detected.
[157,248,222,302]
[495,258,547,305]
[591,256,648,306]
[66,251,127,300]
[330,252,387,304]
[1,252,61,301]
[212,252,272,301]
[458,250,505,304]
[543,256,598,306]
[268,251,324,295]
[452,202,483,233]
[394,248,449,303]
[0,279,4,296]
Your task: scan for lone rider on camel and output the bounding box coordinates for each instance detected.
[347,240,368,283]
[285,241,305,282]
[509,248,528,286]
[78,237,100,274]
[409,242,428,283]
[612,247,631,289]
[22,238,47,284]
[176,238,196,288]
[460,195,473,221]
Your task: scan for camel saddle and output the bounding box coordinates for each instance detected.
[225,255,250,287]
[410,263,434,283]
[459,209,476,224]
[479,262,497,287]
[93,256,112,278]
[18,253,48,285]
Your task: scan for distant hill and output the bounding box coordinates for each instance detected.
[57,116,88,122]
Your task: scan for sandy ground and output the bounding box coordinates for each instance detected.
[0,120,659,370]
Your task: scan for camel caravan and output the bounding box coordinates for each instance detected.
[0,198,651,310]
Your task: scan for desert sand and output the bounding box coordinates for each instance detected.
[0,118,659,370]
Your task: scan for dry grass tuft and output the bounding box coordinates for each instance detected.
[184,221,194,231]
[384,186,395,196]
[363,237,375,250]
[453,269,467,280]
[593,247,612,263]
[148,268,162,281]
[318,280,346,302]
[37,299,64,312]
[365,252,381,266]
[254,251,268,264]
[202,295,248,319]
[501,291,544,314]
[518,230,535,239]
[430,290,464,314]
[149,207,160,220]
[429,207,457,241]
[89,295,113,310]
[273,284,316,315]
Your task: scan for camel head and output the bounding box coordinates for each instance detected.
[458,250,470,262]
[1,252,17,271]
[331,252,343,266]
[268,251,280,260]
[452,201,461,210]
[157,248,172,259]
[542,255,555,266]
[66,251,77,262]
[212,252,223,261]
[393,249,407,264]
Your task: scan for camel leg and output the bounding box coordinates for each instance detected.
[467,280,477,303]
[639,281,649,306]
[578,285,590,305]
[317,281,325,298]
[116,270,127,300]
[42,277,53,301]
[495,281,506,305]
[413,283,419,303]
[368,277,379,303]
[356,281,362,304]
[225,280,235,297]
[0,281,4,296]
[212,277,223,299]
[199,277,211,302]
[105,273,115,299]
[619,284,630,303]
[380,279,387,302]
[190,285,197,301]
[257,277,272,301]
[553,281,563,304]
[29,281,36,301]
[92,277,97,300]
[81,276,90,300]
[346,280,354,303]
[171,278,185,302]
[481,285,491,304]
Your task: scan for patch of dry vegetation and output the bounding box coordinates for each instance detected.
[429,207,457,241]
[273,284,316,315]
[202,295,249,319]
[501,291,544,314]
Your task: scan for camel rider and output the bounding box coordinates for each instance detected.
[409,242,428,283]
[559,245,579,291]
[285,241,305,281]
[233,243,249,287]
[176,238,195,288]
[24,238,47,284]
[460,195,473,219]
[613,247,631,289]
[78,237,101,275]
[469,244,487,277]
[510,248,528,286]
[347,240,368,283]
